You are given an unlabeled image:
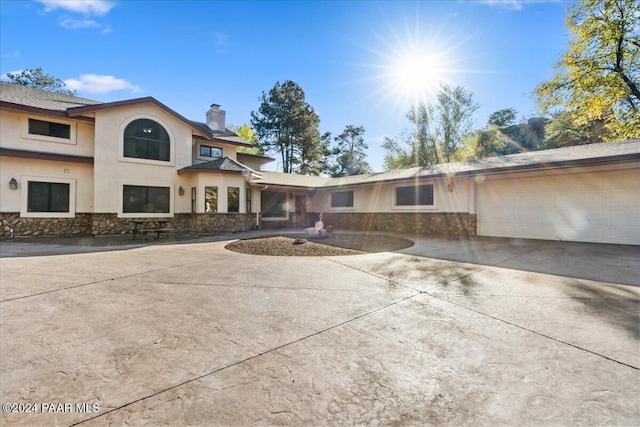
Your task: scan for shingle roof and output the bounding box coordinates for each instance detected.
[252,139,640,188]
[190,121,252,146]
[251,171,332,188]
[178,157,249,174]
[0,81,101,111]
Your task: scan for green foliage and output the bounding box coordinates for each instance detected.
[250,81,324,175]
[327,125,372,177]
[488,108,517,127]
[229,124,262,155]
[541,110,609,148]
[534,0,640,140]
[459,109,548,160]
[6,67,76,95]
[382,85,478,170]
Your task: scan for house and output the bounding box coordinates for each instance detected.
[1,82,639,245]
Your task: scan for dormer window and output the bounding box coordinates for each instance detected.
[123,119,170,162]
[200,145,222,158]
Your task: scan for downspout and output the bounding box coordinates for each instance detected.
[255,185,268,228]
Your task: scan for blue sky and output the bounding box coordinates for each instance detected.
[1,0,569,172]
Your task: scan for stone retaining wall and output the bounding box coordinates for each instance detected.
[1,213,257,237]
[309,212,477,236]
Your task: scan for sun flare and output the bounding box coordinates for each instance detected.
[358,15,474,110]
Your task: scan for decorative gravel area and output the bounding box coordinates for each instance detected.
[225,233,414,256]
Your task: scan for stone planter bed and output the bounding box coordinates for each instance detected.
[225,233,414,256]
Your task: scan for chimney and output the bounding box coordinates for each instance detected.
[206,103,226,131]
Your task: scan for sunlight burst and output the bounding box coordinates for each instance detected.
[357,14,477,110]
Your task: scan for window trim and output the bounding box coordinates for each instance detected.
[117,180,174,218]
[21,116,77,145]
[329,190,355,210]
[392,182,437,210]
[118,114,175,166]
[197,144,223,160]
[20,176,76,218]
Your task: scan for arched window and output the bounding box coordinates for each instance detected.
[123,119,170,162]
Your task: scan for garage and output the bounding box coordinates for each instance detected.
[477,166,640,245]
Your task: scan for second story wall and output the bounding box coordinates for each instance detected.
[0,109,95,157]
[91,103,195,215]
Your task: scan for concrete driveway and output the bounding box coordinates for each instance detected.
[1,233,638,426]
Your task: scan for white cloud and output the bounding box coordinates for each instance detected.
[0,69,24,81]
[58,16,101,29]
[35,0,115,16]
[64,74,142,94]
[1,51,21,59]
[477,0,524,10]
[213,31,229,53]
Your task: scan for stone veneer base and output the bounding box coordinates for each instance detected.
[308,212,477,236]
[1,213,257,237]
[1,212,476,237]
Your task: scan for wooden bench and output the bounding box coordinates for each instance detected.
[137,228,173,242]
[131,220,173,242]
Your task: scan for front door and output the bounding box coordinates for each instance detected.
[294,195,307,227]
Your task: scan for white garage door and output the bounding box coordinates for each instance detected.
[477,168,640,245]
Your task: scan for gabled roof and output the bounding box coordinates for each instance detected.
[67,97,212,139]
[0,81,101,113]
[1,82,252,145]
[252,139,640,188]
[178,156,251,175]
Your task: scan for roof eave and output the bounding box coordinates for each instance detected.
[67,97,211,139]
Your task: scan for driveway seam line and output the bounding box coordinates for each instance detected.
[427,293,640,371]
[322,256,640,371]
[70,292,420,426]
[0,259,208,303]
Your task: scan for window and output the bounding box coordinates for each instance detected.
[199,145,223,158]
[331,191,354,208]
[28,119,71,139]
[28,182,70,212]
[123,185,170,213]
[246,187,252,213]
[123,119,170,161]
[261,191,286,218]
[228,187,240,213]
[205,186,218,212]
[191,187,196,213]
[396,184,434,206]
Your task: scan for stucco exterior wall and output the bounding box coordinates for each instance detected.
[92,104,194,216]
[0,157,94,214]
[0,109,95,157]
[310,176,473,214]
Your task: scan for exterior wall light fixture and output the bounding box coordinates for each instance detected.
[179,186,185,196]
[9,178,18,190]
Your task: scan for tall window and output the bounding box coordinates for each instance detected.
[228,187,240,213]
[331,191,354,208]
[28,182,70,212]
[28,119,71,139]
[199,145,223,158]
[205,186,218,212]
[191,187,196,213]
[246,187,252,213]
[261,191,286,218]
[396,184,434,206]
[123,185,170,213]
[123,119,170,161]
